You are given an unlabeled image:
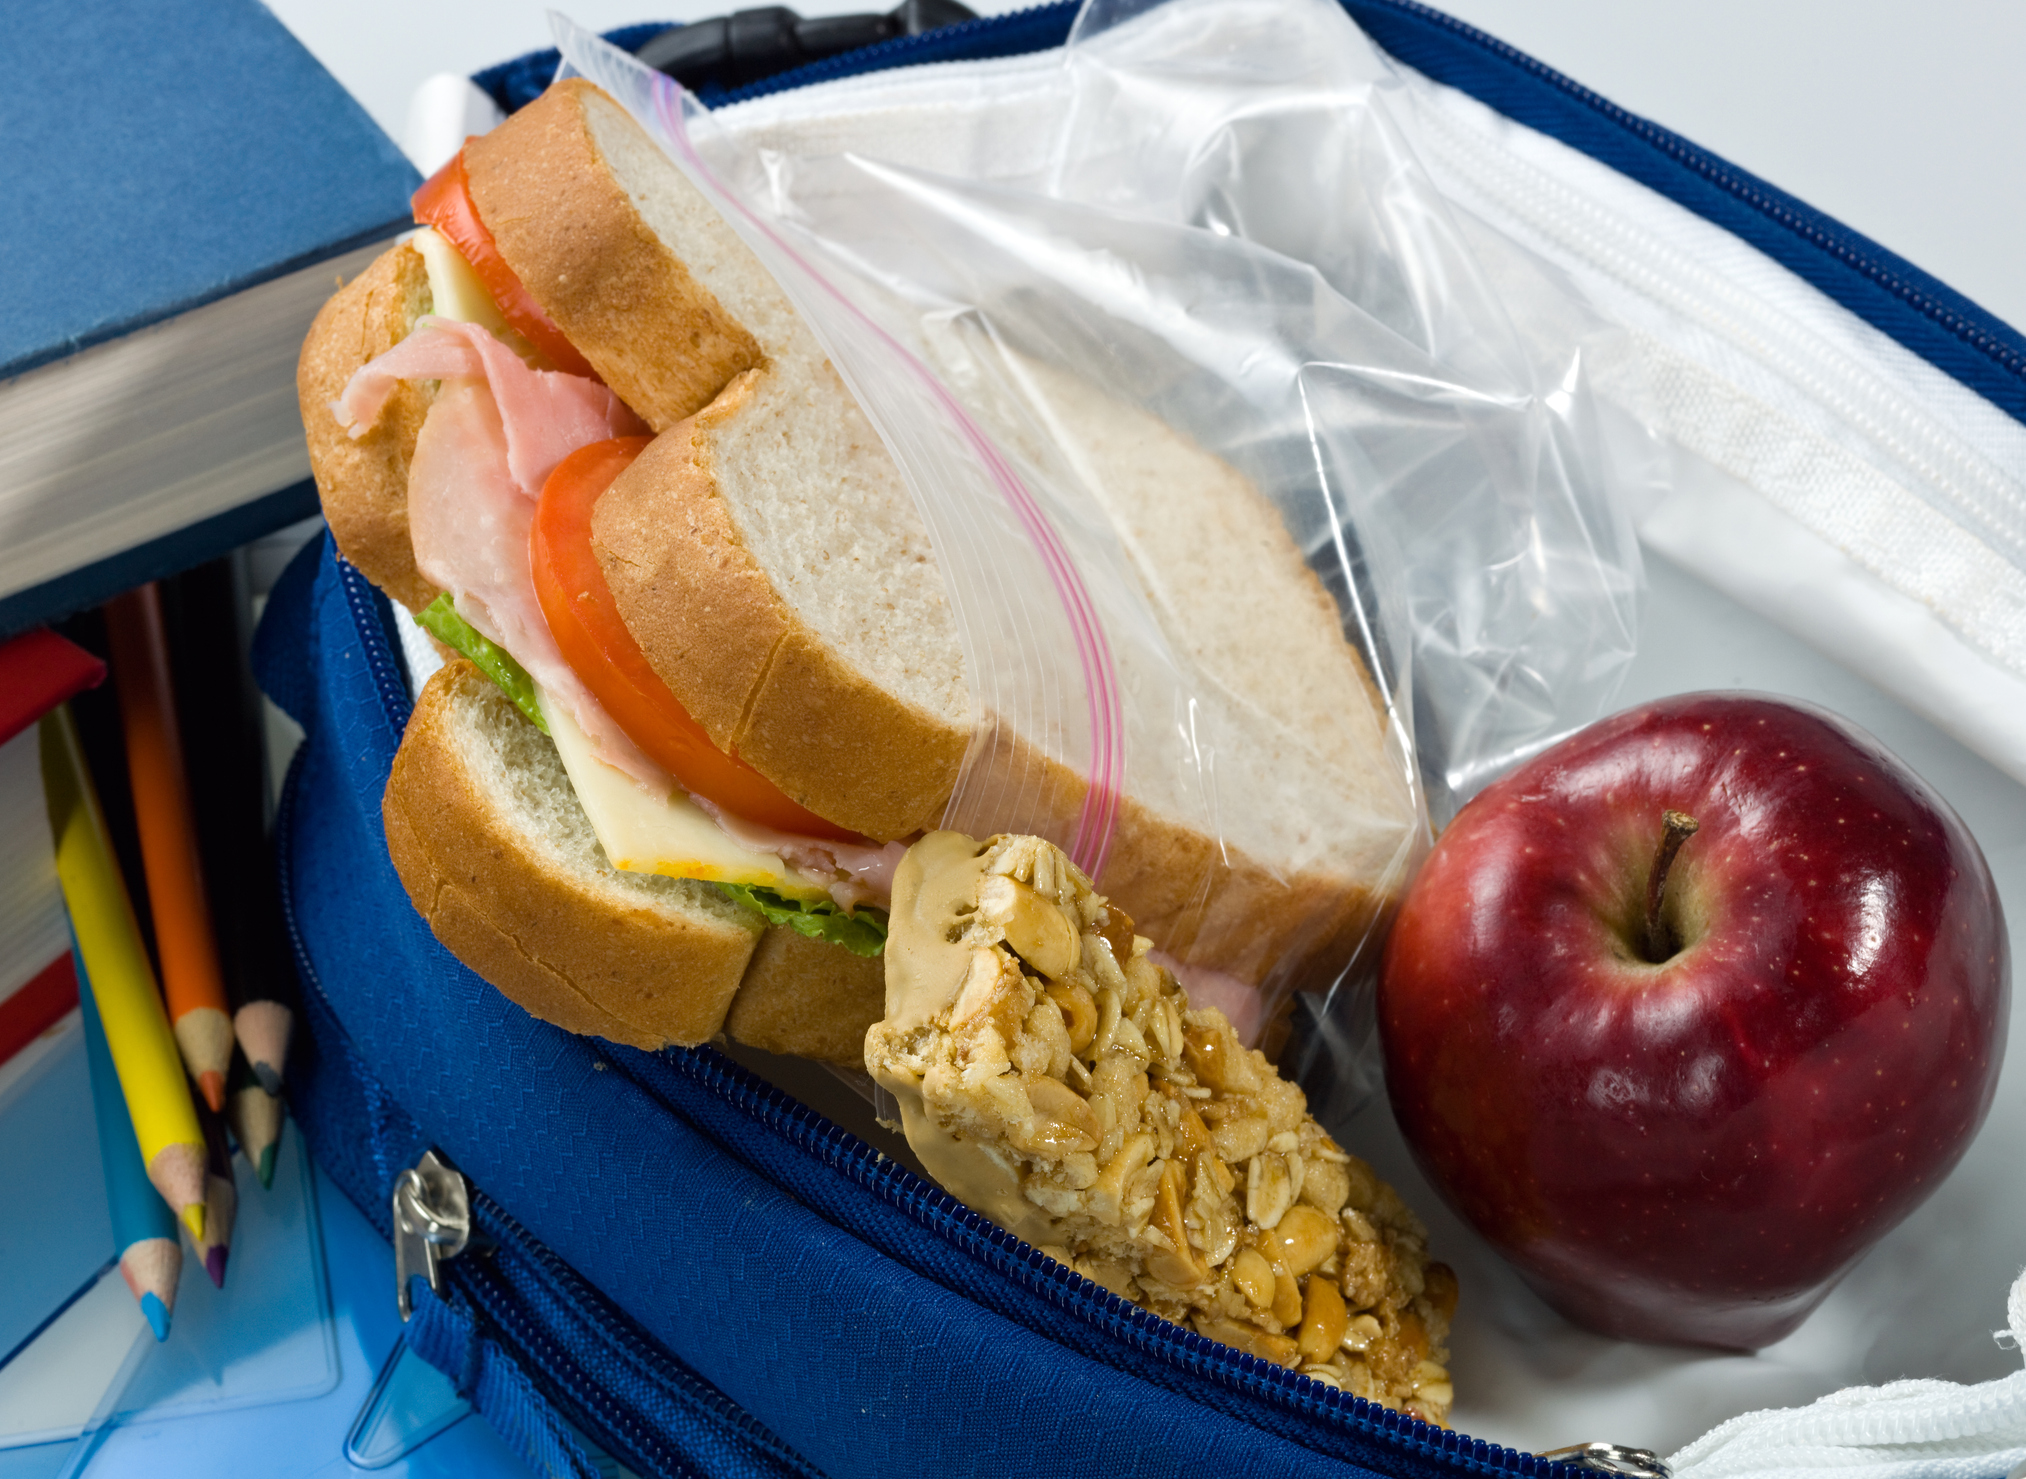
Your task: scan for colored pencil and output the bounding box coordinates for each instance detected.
[41,706,208,1244]
[192,1100,238,1288]
[76,940,181,1340]
[104,585,234,1113]
[161,560,297,1098]
[226,1053,283,1189]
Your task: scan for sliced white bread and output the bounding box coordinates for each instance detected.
[384,657,885,1056]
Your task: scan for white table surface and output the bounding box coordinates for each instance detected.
[261,0,2026,1458]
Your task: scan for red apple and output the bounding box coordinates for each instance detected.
[1379,693,2008,1348]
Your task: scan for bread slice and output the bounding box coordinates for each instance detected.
[462,80,771,433]
[298,243,440,613]
[384,657,885,1053]
[593,377,971,842]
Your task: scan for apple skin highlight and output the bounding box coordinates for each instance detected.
[1378,692,2008,1349]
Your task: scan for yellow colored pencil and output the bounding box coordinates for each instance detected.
[41,705,207,1243]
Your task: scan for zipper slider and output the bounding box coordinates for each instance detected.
[1540,1443,1671,1479]
[393,1149,472,1320]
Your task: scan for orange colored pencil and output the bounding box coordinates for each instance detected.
[104,585,233,1113]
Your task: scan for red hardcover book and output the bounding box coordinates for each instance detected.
[0,625,102,1069]
[0,627,106,746]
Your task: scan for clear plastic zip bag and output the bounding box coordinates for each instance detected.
[555,0,1657,1113]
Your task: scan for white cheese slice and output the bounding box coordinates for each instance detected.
[537,686,826,899]
[413,226,550,369]
[413,225,512,334]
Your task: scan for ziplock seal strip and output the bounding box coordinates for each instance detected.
[646,70,1127,878]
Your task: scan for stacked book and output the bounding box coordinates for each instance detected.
[0,0,420,637]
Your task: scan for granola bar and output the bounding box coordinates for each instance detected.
[867,831,1457,1424]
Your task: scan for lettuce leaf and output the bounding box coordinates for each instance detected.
[415,594,547,733]
[713,882,887,957]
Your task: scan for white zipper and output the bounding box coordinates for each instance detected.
[1402,79,2026,565]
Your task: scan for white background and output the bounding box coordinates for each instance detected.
[260,0,2026,1456]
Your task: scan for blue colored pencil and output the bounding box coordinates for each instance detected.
[77,939,181,1341]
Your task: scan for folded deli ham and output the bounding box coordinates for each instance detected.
[334,317,906,907]
[336,318,662,788]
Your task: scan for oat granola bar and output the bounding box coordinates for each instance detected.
[867,831,1457,1424]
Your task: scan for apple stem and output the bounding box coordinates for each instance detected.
[1644,810,1701,962]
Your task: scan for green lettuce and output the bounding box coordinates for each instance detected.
[415,594,547,733]
[713,882,887,957]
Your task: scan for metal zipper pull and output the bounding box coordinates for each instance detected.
[393,1149,471,1320]
[1540,1443,1672,1479]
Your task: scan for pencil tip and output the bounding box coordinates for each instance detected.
[256,1145,276,1188]
[141,1293,171,1341]
[182,1203,206,1242]
[251,1063,283,1096]
[199,1070,226,1113]
[204,1247,228,1288]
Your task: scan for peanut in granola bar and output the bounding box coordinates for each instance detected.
[867,831,1457,1424]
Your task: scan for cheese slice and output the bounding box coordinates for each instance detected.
[412,226,547,366]
[537,686,827,899]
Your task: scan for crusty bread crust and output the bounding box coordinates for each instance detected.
[297,243,440,612]
[384,660,765,1048]
[724,929,885,1066]
[464,78,764,432]
[592,382,969,842]
[951,726,1389,992]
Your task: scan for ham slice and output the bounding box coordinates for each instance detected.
[1153,950,1266,1046]
[336,319,883,905]
[338,320,662,788]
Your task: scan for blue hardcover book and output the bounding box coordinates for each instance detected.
[0,0,420,640]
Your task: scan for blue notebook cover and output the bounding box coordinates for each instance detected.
[0,0,419,380]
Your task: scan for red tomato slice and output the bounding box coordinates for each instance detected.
[531,438,861,843]
[413,151,600,383]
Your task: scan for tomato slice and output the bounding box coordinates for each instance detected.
[413,150,599,383]
[532,438,861,842]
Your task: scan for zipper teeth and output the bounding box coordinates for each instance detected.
[334,556,418,729]
[666,1045,1545,1478]
[280,899,783,1477]
[277,749,797,1475]
[467,1191,822,1479]
[1409,86,2026,560]
[455,1251,680,1479]
[1357,0,2026,386]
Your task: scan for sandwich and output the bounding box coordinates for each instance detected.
[297,77,1419,1064]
